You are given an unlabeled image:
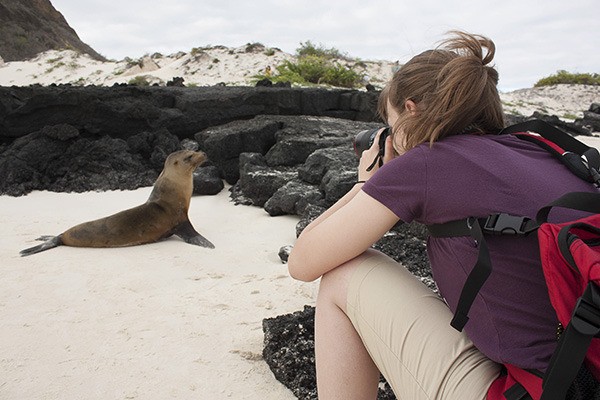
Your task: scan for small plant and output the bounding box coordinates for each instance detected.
[265,48,275,56]
[245,42,265,53]
[14,34,28,50]
[534,70,600,87]
[296,41,349,60]
[125,57,143,69]
[47,56,64,64]
[45,61,65,74]
[128,75,151,86]
[212,58,220,63]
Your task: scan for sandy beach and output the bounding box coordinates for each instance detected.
[0,186,319,399]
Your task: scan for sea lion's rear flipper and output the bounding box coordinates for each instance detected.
[173,220,215,249]
[20,236,63,256]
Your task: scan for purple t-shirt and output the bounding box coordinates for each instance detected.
[362,133,597,371]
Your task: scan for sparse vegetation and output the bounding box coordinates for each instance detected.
[46,56,64,64]
[296,41,350,61]
[534,70,600,87]
[245,42,265,53]
[124,57,143,69]
[45,61,65,73]
[128,75,151,86]
[265,48,275,56]
[253,42,364,88]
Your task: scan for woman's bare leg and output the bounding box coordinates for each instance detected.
[314,256,380,400]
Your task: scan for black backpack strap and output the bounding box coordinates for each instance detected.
[500,119,591,156]
[502,119,600,185]
[536,191,600,224]
[427,214,538,331]
[504,382,533,400]
[540,282,600,400]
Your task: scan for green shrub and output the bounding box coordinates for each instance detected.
[245,42,265,53]
[250,41,363,88]
[534,70,600,86]
[266,55,363,88]
[296,41,348,60]
[128,75,151,86]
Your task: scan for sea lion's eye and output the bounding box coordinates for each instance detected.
[184,155,192,162]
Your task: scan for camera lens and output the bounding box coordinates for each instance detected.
[353,127,390,156]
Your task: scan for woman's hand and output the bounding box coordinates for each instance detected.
[357,129,397,182]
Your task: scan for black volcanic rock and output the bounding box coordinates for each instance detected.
[264,180,325,216]
[0,0,105,61]
[232,152,298,207]
[262,305,397,400]
[0,125,157,196]
[575,103,600,133]
[194,116,282,184]
[0,85,380,143]
[193,165,225,195]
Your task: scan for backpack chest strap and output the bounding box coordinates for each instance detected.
[428,213,538,331]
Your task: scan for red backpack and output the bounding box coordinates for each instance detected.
[427,120,600,400]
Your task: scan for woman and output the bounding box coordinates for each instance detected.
[287,31,597,399]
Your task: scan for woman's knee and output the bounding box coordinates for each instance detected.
[318,249,381,312]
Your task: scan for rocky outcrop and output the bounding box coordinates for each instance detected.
[0,85,379,142]
[0,0,105,62]
[0,86,380,196]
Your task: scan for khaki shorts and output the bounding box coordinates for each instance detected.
[346,251,501,400]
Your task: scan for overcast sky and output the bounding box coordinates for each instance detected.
[50,0,598,91]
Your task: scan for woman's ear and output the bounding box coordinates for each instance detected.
[404,99,418,115]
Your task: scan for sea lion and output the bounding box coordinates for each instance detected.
[20,150,215,256]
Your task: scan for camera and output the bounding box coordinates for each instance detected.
[353,127,391,156]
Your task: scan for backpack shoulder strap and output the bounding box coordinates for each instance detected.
[502,119,600,185]
[427,214,538,331]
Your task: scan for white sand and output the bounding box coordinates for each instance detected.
[0,47,394,88]
[0,187,319,399]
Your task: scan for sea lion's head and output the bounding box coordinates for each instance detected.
[165,150,208,175]
[149,150,209,206]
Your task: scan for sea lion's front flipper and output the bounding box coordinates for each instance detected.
[173,220,215,249]
[20,235,63,256]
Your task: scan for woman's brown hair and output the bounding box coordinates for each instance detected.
[379,31,504,152]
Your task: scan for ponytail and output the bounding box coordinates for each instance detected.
[380,31,504,152]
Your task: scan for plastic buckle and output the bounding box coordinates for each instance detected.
[571,283,600,338]
[483,214,530,236]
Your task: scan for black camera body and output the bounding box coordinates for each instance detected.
[353,127,391,156]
